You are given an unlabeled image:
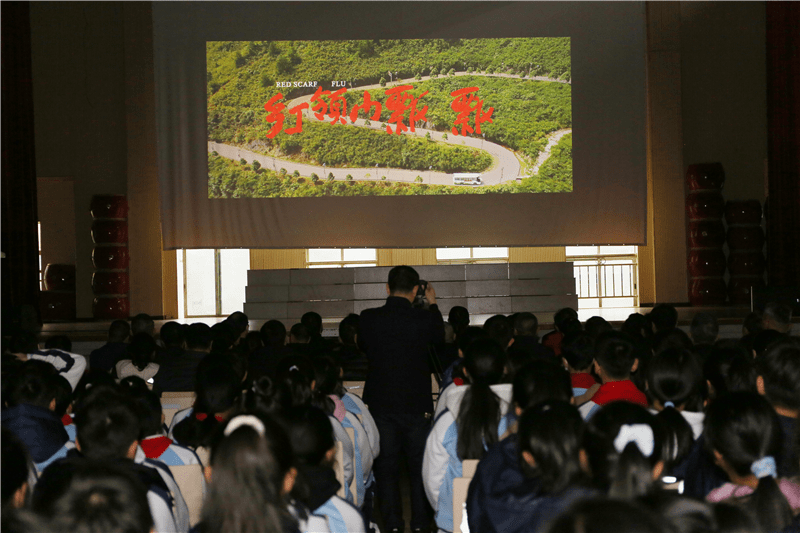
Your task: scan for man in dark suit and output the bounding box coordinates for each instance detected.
[359,265,444,533]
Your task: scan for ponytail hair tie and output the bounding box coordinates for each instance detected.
[750,456,777,479]
[664,401,675,409]
[195,413,225,422]
[613,424,655,457]
[289,365,299,372]
[224,415,265,437]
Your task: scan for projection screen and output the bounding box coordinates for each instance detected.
[153,2,647,249]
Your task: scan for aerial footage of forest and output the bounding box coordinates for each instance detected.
[206,38,572,198]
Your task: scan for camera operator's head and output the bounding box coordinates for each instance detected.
[387,265,420,303]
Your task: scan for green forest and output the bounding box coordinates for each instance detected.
[206,38,572,197]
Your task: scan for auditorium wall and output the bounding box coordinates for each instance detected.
[29,2,768,318]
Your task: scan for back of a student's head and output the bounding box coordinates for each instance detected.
[338,314,359,346]
[275,355,318,408]
[289,323,311,344]
[553,307,579,332]
[622,313,652,341]
[210,321,237,354]
[761,301,793,334]
[584,316,613,340]
[32,459,152,533]
[513,312,538,337]
[108,320,131,343]
[704,391,791,532]
[518,401,584,495]
[448,306,470,337]
[279,404,334,467]
[301,312,322,336]
[130,313,154,337]
[185,322,213,351]
[126,333,157,371]
[756,337,800,412]
[456,326,487,356]
[743,311,763,337]
[226,311,250,338]
[483,314,514,351]
[44,335,72,353]
[6,360,60,409]
[582,402,665,499]
[594,331,637,381]
[546,498,664,533]
[387,265,419,294]
[312,356,343,398]
[7,330,39,356]
[512,359,572,412]
[752,329,786,358]
[261,320,287,348]
[120,377,163,439]
[703,345,758,401]
[561,331,595,372]
[648,304,678,333]
[652,327,693,355]
[159,321,184,348]
[74,385,140,460]
[690,312,719,345]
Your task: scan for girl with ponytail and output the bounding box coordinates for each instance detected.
[582,402,666,499]
[423,338,512,533]
[704,392,800,532]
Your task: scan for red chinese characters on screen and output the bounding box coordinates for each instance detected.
[383,85,429,135]
[450,87,494,137]
[349,91,382,123]
[263,93,286,139]
[311,87,349,125]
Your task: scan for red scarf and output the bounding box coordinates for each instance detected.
[140,436,174,459]
[61,413,73,426]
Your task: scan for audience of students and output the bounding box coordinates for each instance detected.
[3,297,800,533]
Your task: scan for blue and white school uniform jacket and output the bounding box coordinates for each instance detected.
[315,495,367,533]
[423,383,513,533]
[342,392,380,460]
[330,415,355,504]
[341,411,373,507]
[28,349,87,391]
[140,434,203,466]
[135,448,191,533]
[290,504,332,533]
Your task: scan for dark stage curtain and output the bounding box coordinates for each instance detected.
[2,1,41,330]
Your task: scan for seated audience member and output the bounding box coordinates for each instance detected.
[691,312,719,346]
[448,305,470,339]
[287,323,316,358]
[638,492,763,533]
[50,375,75,441]
[752,328,787,358]
[153,322,212,394]
[704,392,800,532]
[756,338,800,477]
[248,319,289,383]
[761,301,793,334]
[437,326,487,397]
[280,405,367,533]
[224,311,250,344]
[560,332,598,398]
[652,327,693,355]
[2,427,33,512]
[545,498,664,533]
[648,303,679,334]
[582,402,666,499]
[584,316,613,340]
[483,314,515,352]
[580,331,648,419]
[622,312,654,345]
[131,313,156,338]
[302,311,328,357]
[31,460,153,533]
[508,312,557,363]
[209,321,239,356]
[740,311,763,354]
[89,319,130,373]
[120,377,201,466]
[542,307,580,357]
[197,414,330,533]
[170,356,242,449]
[244,330,263,354]
[332,314,368,381]
[1,361,74,472]
[116,333,160,381]
[703,344,758,401]
[70,384,187,533]
[467,362,573,533]
[155,321,186,365]
[423,338,511,533]
[10,333,87,392]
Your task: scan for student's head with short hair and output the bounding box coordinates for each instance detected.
[301,312,322,336]
[32,459,152,533]
[127,333,157,372]
[261,320,287,348]
[74,385,140,460]
[311,356,344,398]
[703,345,758,401]
[690,312,719,345]
[561,332,595,372]
[553,308,579,332]
[210,322,237,355]
[584,316,613,339]
[226,311,249,338]
[652,328,693,355]
[448,306,470,337]
[289,323,311,344]
[44,335,72,353]
[743,311,763,337]
[752,329,786,358]
[483,314,514,351]
[185,323,213,351]
[594,331,638,382]
[518,400,584,493]
[108,320,131,343]
[387,265,420,295]
[622,313,653,342]
[456,326,487,357]
[159,321,185,348]
[513,312,538,337]
[338,314,359,346]
[120,377,164,439]
[704,391,792,532]
[761,301,792,334]
[546,498,664,533]
[512,359,572,413]
[130,313,155,337]
[6,360,60,410]
[204,414,297,533]
[648,303,678,333]
[2,427,31,510]
[756,337,800,413]
[582,402,665,499]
